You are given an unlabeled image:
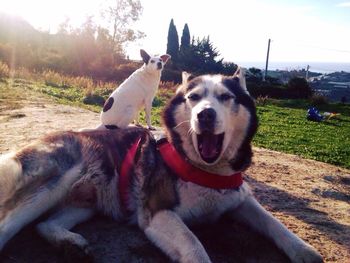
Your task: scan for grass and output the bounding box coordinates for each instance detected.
[254,101,350,168]
[30,81,104,113]
[0,77,177,127]
[0,79,26,111]
[1,75,349,169]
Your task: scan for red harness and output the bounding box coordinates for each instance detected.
[157,140,243,189]
[118,137,142,213]
[118,138,243,213]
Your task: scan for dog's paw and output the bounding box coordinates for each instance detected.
[290,244,323,263]
[181,250,211,263]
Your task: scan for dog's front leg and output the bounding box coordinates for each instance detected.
[144,99,155,130]
[36,206,95,260]
[143,210,211,263]
[134,111,140,126]
[228,196,323,263]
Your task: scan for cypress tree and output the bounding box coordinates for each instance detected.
[166,19,179,63]
[180,23,190,51]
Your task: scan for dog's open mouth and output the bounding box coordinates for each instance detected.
[197,132,224,163]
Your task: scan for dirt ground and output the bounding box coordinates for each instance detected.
[0,87,349,263]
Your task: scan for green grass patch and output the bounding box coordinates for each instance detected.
[29,81,106,113]
[29,82,172,125]
[254,102,350,168]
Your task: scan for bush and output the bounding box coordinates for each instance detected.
[341,96,347,104]
[42,70,67,87]
[287,77,312,99]
[247,82,292,99]
[161,68,182,83]
[114,62,142,81]
[255,95,269,106]
[83,94,105,106]
[310,93,328,106]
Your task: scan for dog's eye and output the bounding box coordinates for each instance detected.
[188,93,201,101]
[150,60,155,63]
[218,93,233,101]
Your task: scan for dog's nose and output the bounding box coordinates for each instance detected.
[197,108,216,131]
[157,62,162,69]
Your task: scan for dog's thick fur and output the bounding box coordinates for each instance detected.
[0,70,323,263]
[99,49,170,130]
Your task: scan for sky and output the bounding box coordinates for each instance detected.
[1,0,350,65]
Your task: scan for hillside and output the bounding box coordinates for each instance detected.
[0,12,40,41]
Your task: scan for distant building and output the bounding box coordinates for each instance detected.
[309,72,350,102]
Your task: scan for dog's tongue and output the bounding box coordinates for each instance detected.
[200,132,218,159]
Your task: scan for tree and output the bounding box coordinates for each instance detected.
[101,0,145,55]
[187,36,223,74]
[249,67,262,77]
[166,19,179,64]
[287,77,313,98]
[341,96,347,104]
[57,17,72,35]
[247,67,263,82]
[176,34,236,75]
[180,23,190,52]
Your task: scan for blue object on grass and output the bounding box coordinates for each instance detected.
[307,107,324,122]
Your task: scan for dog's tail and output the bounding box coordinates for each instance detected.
[0,153,22,202]
[0,139,84,251]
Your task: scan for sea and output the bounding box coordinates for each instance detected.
[237,62,350,74]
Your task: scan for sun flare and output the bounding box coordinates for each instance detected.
[0,0,102,31]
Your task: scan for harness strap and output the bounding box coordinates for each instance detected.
[117,136,243,213]
[118,137,142,213]
[157,140,243,189]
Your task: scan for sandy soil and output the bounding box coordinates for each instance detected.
[0,88,349,263]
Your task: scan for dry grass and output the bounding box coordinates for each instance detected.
[0,61,117,97]
[0,61,10,78]
[0,80,24,111]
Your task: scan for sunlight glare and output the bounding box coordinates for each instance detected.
[0,0,101,31]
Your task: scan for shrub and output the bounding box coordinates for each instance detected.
[255,95,269,106]
[14,67,36,81]
[341,96,347,104]
[161,68,182,83]
[83,94,105,106]
[310,93,328,106]
[247,82,292,99]
[71,76,94,90]
[114,62,142,81]
[42,70,67,87]
[287,77,312,99]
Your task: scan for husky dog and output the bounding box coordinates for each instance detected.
[0,69,323,263]
[99,49,170,130]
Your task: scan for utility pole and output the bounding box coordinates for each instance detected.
[306,65,310,81]
[263,38,271,82]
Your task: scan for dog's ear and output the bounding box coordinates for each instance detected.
[182,71,195,85]
[233,66,249,94]
[140,49,151,64]
[176,71,194,94]
[160,54,171,64]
